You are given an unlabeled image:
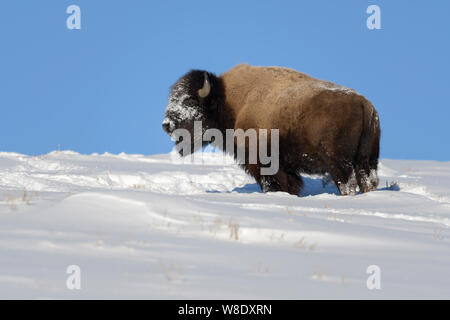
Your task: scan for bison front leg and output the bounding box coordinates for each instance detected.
[285,172,303,195]
[246,164,302,195]
[259,174,290,193]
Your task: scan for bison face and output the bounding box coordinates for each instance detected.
[162,70,217,156]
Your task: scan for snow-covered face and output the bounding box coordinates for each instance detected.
[162,70,214,140]
[162,86,205,137]
[162,70,221,156]
[162,73,211,157]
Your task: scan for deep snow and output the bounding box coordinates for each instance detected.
[0,151,449,299]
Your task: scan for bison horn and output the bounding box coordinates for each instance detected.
[198,72,211,98]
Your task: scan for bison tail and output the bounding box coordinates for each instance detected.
[355,100,381,193]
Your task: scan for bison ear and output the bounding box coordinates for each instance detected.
[198,72,211,98]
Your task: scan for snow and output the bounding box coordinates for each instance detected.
[316,81,358,95]
[0,151,449,299]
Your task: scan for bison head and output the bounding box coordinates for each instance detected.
[162,70,224,156]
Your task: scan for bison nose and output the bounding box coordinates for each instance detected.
[162,122,171,133]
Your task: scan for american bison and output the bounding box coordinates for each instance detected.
[162,64,380,196]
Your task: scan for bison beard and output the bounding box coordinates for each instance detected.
[162,64,380,196]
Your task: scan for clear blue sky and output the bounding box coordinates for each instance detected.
[1,0,449,160]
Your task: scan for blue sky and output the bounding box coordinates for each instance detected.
[0,0,449,160]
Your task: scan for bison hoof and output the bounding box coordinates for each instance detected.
[358,169,379,193]
[338,186,357,196]
[337,174,357,196]
[260,176,282,193]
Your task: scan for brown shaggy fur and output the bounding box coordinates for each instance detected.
[163,64,381,196]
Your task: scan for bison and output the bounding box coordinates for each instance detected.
[162,64,380,196]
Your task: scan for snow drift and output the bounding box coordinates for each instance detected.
[0,151,449,299]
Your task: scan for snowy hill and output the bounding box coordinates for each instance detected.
[0,151,449,299]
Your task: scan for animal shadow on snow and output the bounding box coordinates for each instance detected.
[228,176,399,196]
[228,176,340,196]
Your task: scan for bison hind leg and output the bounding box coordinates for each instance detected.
[336,170,358,196]
[328,162,357,196]
[356,167,379,193]
[369,169,379,190]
